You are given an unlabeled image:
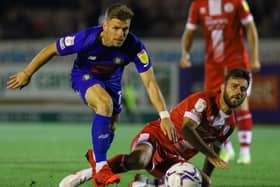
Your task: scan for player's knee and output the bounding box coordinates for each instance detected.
[126,150,150,169]
[90,98,113,115]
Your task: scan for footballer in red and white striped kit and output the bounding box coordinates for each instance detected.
[59,68,251,187]
[179,0,261,164]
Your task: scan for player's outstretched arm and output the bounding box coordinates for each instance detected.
[202,144,229,179]
[140,67,178,142]
[245,21,261,72]
[179,29,194,69]
[182,117,229,169]
[181,118,216,156]
[7,42,59,89]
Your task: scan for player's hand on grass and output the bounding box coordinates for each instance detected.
[207,156,229,169]
[160,118,178,143]
[7,71,31,89]
[179,52,192,69]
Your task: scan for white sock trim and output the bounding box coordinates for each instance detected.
[238,130,252,144]
[96,161,108,172]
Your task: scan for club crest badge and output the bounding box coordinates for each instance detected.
[224,2,234,13]
[82,74,91,81]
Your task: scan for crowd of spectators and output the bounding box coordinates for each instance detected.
[0,0,279,39]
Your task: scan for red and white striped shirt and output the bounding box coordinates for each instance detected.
[187,0,253,67]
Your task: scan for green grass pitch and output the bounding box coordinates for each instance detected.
[0,122,279,187]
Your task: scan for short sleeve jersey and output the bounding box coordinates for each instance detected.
[56,26,152,78]
[187,0,253,66]
[133,90,236,165]
[170,90,235,144]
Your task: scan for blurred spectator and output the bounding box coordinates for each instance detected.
[0,0,279,39]
[130,0,158,37]
[76,0,101,30]
[0,3,34,39]
[270,1,280,37]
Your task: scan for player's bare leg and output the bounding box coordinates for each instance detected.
[108,143,153,173]
[86,85,121,185]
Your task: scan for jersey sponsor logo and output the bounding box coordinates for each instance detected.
[137,50,149,66]
[242,0,250,12]
[224,2,234,13]
[194,98,207,112]
[205,18,228,30]
[88,56,97,61]
[64,36,75,47]
[59,38,65,50]
[91,64,116,74]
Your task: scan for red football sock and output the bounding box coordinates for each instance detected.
[237,110,253,148]
[237,110,253,131]
[108,154,128,174]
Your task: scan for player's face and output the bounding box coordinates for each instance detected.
[102,18,131,47]
[222,77,248,108]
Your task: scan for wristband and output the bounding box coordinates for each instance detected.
[159,111,170,119]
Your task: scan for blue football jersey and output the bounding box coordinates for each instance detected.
[56,26,153,113]
[56,26,152,77]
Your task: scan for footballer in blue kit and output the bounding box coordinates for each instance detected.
[56,25,151,112]
[7,4,178,187]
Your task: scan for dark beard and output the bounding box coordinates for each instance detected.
[223,91,243,108]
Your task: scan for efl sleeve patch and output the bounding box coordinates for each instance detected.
[56,35,77,55]
[64,36,75,47]
[137,49,149,65]
[194,98,207,112]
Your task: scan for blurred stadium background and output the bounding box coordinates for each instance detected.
[0,0,280,186]
[0,0,279,123]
